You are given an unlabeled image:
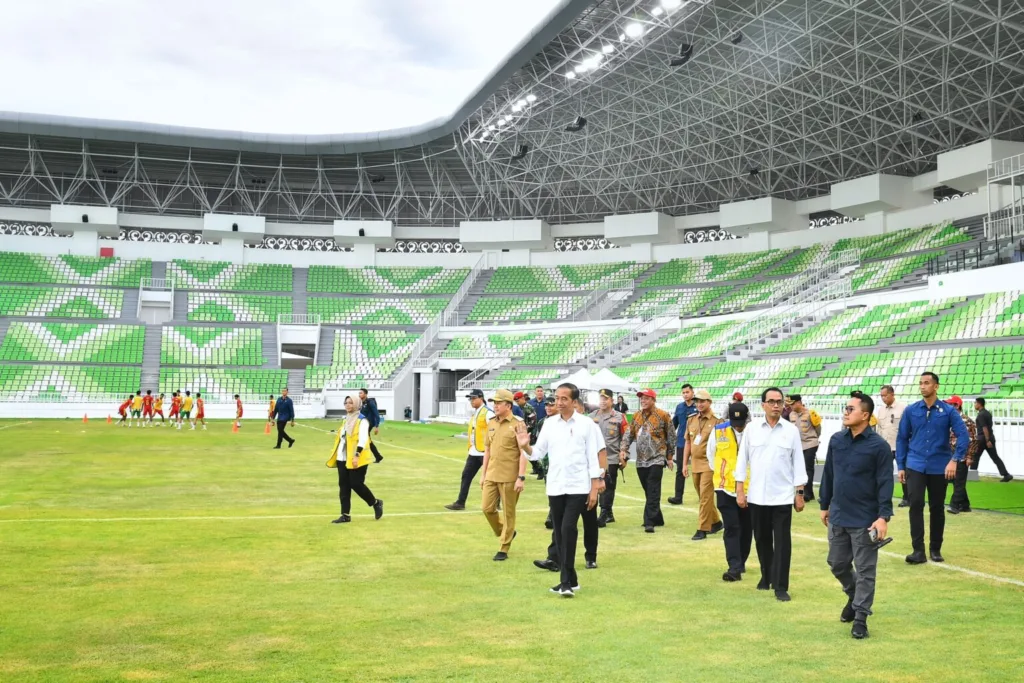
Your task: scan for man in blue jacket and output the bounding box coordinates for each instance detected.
[819,391,893,640]
[273,388,296,449]
[359,388,384,463]
[669,383,697,505]
[896,372,969,564]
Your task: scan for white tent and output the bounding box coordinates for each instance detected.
[549,368,596,391]
[549,368,635,393]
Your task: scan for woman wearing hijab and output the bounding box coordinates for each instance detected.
[327,396,384,523]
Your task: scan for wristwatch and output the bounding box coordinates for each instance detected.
[517,475,526,481]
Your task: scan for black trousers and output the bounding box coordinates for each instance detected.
[971,442,1010,477]
[338,465,376,514]
[636,465,665,527]
[906,468,949,553]
[716,491,752,573]
[368,441,383,461]
[949,460,971,510]
[600,464,620,514]
[549,494,588,589]
[892,451,909,500]
[673,446,687,500]
[548,503,598,564]
[456,455,484,505]
[750,503,793,592]
[275,420,294,447]
[802,446,819,500]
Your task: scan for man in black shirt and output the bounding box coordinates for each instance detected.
[973,398,1013,482]
[819,392,893,640]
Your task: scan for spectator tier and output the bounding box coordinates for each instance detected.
[0,364,141,400]
[608,363,706,396]
[187,293,293,323]
[443,330,629,365]
[0,287,124,319]
[643,251,791,288]
[307,267,468,294]
[158,368,288,399]
[851,254,932,292]
[0,322,144,363]
[894,291,1024,344]
[485,263,648,293]
[161,326,265,366]
[622,287,733,318]
[166,260,292,291]
[466,296,587,322]
[0,252,151,287]
[307,297,446,325]
[304,330,419,390]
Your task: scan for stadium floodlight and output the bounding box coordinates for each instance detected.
[517,99,527,107]
[512,104,523,113]
[574,63,590,74]
[602,44,615,54]
[652,7,663,16]
[618,33,626,41]
[583,55,602,70]
[511,145,529,161]
[565,70,577,79]
[669,42,694,67]
[565,116,588,132]
[480,131,489,139]
[661,0,682,9]
[498,117,508,126]
[526,94,537,103]
[625,22,643,38]
[488,124,497,131]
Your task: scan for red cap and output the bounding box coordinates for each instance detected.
[946,395,963,408]
[733,392,744,401]
[637,389,657,399]
[513,391,525,401]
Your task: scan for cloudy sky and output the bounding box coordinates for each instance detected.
[0,0,561,134]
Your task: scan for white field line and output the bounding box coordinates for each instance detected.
[0,421,33,431]
[615,493,1024,588]
[294,422,467,464]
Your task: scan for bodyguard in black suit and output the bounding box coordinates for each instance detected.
[359,388,384,463]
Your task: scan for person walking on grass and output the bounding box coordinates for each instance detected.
[480,389,529,561]
[445,389,493,510]
[359,388,385,463]
[682,389,724,541]
[326,396,383,524]
[592,389,627,527]
[669,383,697,506]
[946,397,979,515]
[522,383,604,598]
[786,394,822,502]
[896,372,968,565]
[876,385,908,507]
[621,389,675,533]
[708,401,752,582]
[273,388,296,448]
[735,387,806,602]
[973,398,1013,483]
[819,391,893,640]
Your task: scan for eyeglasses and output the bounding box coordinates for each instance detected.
[763,399,784,406]
[843,405,859,414]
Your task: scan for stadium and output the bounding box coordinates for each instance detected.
[1,0,1022,679]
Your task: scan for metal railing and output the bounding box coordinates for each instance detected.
[988,151,1024,182]
[277,313,322,325]
[456,357,507,391]
[985,214,1024,241]
[137,277,176,319]
[441,255,487,328]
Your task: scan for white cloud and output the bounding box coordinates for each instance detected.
[0,0,561,134]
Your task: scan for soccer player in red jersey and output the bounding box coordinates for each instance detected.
[117,395,132,427]
[234,394,243,429]
[195,393,207,431]
[169,392,182,427]
[141,390,155,427]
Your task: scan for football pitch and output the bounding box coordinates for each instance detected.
[1,418,1022,682]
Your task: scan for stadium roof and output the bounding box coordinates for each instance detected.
[1,0,1022,226]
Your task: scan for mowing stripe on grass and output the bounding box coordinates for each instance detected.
[616,492,1024,589]
[294,421,467,464]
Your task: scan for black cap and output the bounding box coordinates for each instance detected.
[544,396,556,405]
[466,389,484,399]
[729,402,749,423]
[598,388,614,399]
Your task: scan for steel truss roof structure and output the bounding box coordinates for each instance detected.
[1,0,1022,227]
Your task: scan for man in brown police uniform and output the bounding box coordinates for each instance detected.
[481,388,530,561]
[683,389,724,540]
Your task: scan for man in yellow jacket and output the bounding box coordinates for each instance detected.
[445,389,494,511]
[708,401,752,582]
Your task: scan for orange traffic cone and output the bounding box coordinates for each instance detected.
[107,415,112,424]
[82,414,88,423]
[232,422,239,433]
[264,422,272,435]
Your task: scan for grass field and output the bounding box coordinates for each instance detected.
[1,418,1023,682]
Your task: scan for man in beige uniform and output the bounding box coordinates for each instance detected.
[683,389,724,541]
[875,384,908,507]
[787,394,822,502]
[481,388,530,561]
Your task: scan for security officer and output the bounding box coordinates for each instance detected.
[515,391,543,479]
[591,388,627,526]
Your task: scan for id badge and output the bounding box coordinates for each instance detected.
[694,434,702,446]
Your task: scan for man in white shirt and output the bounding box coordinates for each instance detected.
[521,383,604,598]
[735,387,807,602]
[876,385,908,507]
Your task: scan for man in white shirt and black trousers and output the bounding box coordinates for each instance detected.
[735,387,807,602]
[521,383,604,598]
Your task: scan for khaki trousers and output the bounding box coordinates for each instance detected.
[482,480,519,552]
[692,470,721,531]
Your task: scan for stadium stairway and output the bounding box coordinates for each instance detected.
[291,268,308,316]
[736,314,821,357]
[450,268,495,326]
[316,327,334,365]
[141,324,162,391]
[0,318,10,350]
[172,290,188,320]
[120,288,140,320]
[287,368,306,396]
[261,325,279,368]
[152,261,167,280]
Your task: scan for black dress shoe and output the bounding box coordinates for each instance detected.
[493,552,508,561]
[722,570,741,582]
[373,499,384,520]
[851,620,869,639]
[586,560,598,570]
[739,565,747,574]
[596,517,606,528]
[1001,474,1014,482]
[710,521,724,534]
[691,530,707,541]
[605,512,616,524]
[946,505,960,515]
[444,502,465,511]
[644,526,655,533]
[960,506,972,512]
[898,499,910,508]
[534,559,559,572]
[775,590,791,602]
[757,579,771,591]
[374,455,383,463]
[667,497,682,505]
[288,440,295,448]
[905,551,927,564]
[331,515,351,524]
[841,600,855,623]
[930,551,945,563]
[273,446,281,450]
